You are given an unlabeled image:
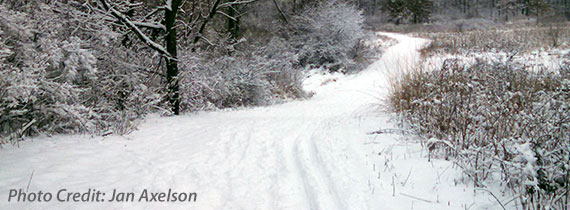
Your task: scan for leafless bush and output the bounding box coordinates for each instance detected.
[178,37,306,112]
[389,57,570,209]
[286,1,365,73]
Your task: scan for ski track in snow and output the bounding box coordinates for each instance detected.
[0,33,503,210]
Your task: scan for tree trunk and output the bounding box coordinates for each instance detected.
[227,2,240,39]
[192,0,222,51]
[165,0,181,115]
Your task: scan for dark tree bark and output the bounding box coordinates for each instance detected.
[95,0,257,115]
[165,0,182,115]
[97,0,182,115]
[192,0,222,51]
[226,1,240,38]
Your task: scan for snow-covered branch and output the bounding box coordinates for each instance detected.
[216,10,238,21]
[98,0,170,57]
[164,0,173,11]
[132,21,166,31]
[218,0,260,8]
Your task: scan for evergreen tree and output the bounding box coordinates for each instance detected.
[406,0,434,23]
[382,0,408,25]
[382,0,433,24]
[525,0,550,23]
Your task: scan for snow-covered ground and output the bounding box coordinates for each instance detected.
[0,33,505,210]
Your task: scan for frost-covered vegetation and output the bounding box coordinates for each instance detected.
[390,56,570,209]
[384,1,570,207]
[0,2,157,142]
[389,21,570,209]
[420,23,570,56]
[1,0,379,144]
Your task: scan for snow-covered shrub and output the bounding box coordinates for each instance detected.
[287,1,365,72]
[87,43,162,134]
[179,37,305,111]
[190,55,273,108]
[0,4,95,144]
[0,2,160,144]
[254,38,305,99]
[389,56,570,209]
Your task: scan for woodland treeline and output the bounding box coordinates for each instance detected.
[0,0,370,143]
[1,0,568,143]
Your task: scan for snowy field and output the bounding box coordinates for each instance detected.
[0,33,505,209]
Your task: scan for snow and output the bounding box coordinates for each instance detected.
[302,68,346,94]
[132,21,166,31]
[165,0,172,11]
[0,33,505,209]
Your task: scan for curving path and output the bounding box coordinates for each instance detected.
[0,33,501,210]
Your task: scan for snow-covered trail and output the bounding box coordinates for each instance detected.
[0,33,501,210]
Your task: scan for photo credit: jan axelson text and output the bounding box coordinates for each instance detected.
[7,188,198,203]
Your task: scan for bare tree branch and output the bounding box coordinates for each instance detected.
[272,0,289,24]
[216,10,238,21]
[219,0,260,7]
[98,0,171,57]
[192,0,222,46]
[132,21,166,31]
